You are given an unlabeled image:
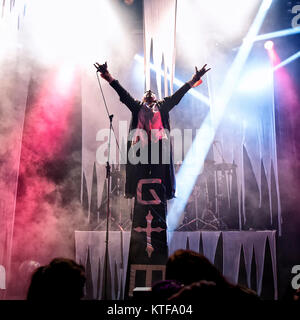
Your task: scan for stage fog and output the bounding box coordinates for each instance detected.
[0,0,300,300]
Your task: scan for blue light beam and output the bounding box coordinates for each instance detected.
[254,27,300,42]
[273,50,300,71]
[167,0,273,232]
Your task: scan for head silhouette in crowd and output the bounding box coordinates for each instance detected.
[165,249,259,301]
[27,257,86,300]
[166,249,226,286]
[168,280,219,302]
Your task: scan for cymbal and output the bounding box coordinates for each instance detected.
[203,160,216,169]
[204,159,215,165]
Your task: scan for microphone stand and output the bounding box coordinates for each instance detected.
[94,64,126,299]
[103,114,113,300]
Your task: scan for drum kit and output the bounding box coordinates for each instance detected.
[93,165,133,231]
[177,160,237,231]
[92,159,238,232]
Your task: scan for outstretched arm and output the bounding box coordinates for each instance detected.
[162,64,211,112]
[94,62,139,113]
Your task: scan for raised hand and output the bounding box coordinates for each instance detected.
[189,64,211,87]
[195,64,211,79]
[192,64,211,82]
[94,62,108,74]
[94,62,114,83]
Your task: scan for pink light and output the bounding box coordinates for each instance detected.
[266,45,280,67]
[12,67,78,268]
[55,63,75,94]
[264,40,274,51]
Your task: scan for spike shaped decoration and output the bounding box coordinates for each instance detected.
[144,0,177,98]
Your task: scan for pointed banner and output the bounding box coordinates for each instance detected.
[75,230,132,300]
[222,232,242,284]
[0,52,31,290]
[90,232,106,300]
[201,231,221,265]
[75,231,89,267]
[107,231,122,300]
[222,231,270,296]
[121,231,131,300]
[186,232,201,253]
[208,47,281,235]
[108,231,133,300]
[167,231,189,256]
[267,231,278,300]
[75,231,106,299]
[144,0,177,98]
[75,230,277,299]
[241,234,254,289]
[253,232,268,296]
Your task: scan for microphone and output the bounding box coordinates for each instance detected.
[94,62,108,74]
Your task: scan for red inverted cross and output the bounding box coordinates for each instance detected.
[134,211,164,258]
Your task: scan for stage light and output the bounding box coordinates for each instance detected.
[235,28,300,51]
[55,63,75,94]
[18,260,40,279]
[24,0,127,65]
[238,67,273,92]
[264,40,274,50]
[176,0,262,64]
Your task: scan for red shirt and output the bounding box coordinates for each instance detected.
[133,102,167,146]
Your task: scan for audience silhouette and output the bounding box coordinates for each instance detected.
[151,249,260,301]
[26,250,291,302]
[27,257,86,301]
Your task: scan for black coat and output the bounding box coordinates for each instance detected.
[110,80,191,200]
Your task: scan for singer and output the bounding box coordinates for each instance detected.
[95,62,210,200]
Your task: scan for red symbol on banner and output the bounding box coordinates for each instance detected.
[134,211,164,258]
[136,179,162,205]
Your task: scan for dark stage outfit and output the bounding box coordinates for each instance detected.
[110,80,195,200]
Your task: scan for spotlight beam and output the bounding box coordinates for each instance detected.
[167,0,273,233]
[134,54,211,106]
[273,51,300,71]
[254,27,300,42]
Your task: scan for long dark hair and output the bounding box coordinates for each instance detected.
[166,249,228,286]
